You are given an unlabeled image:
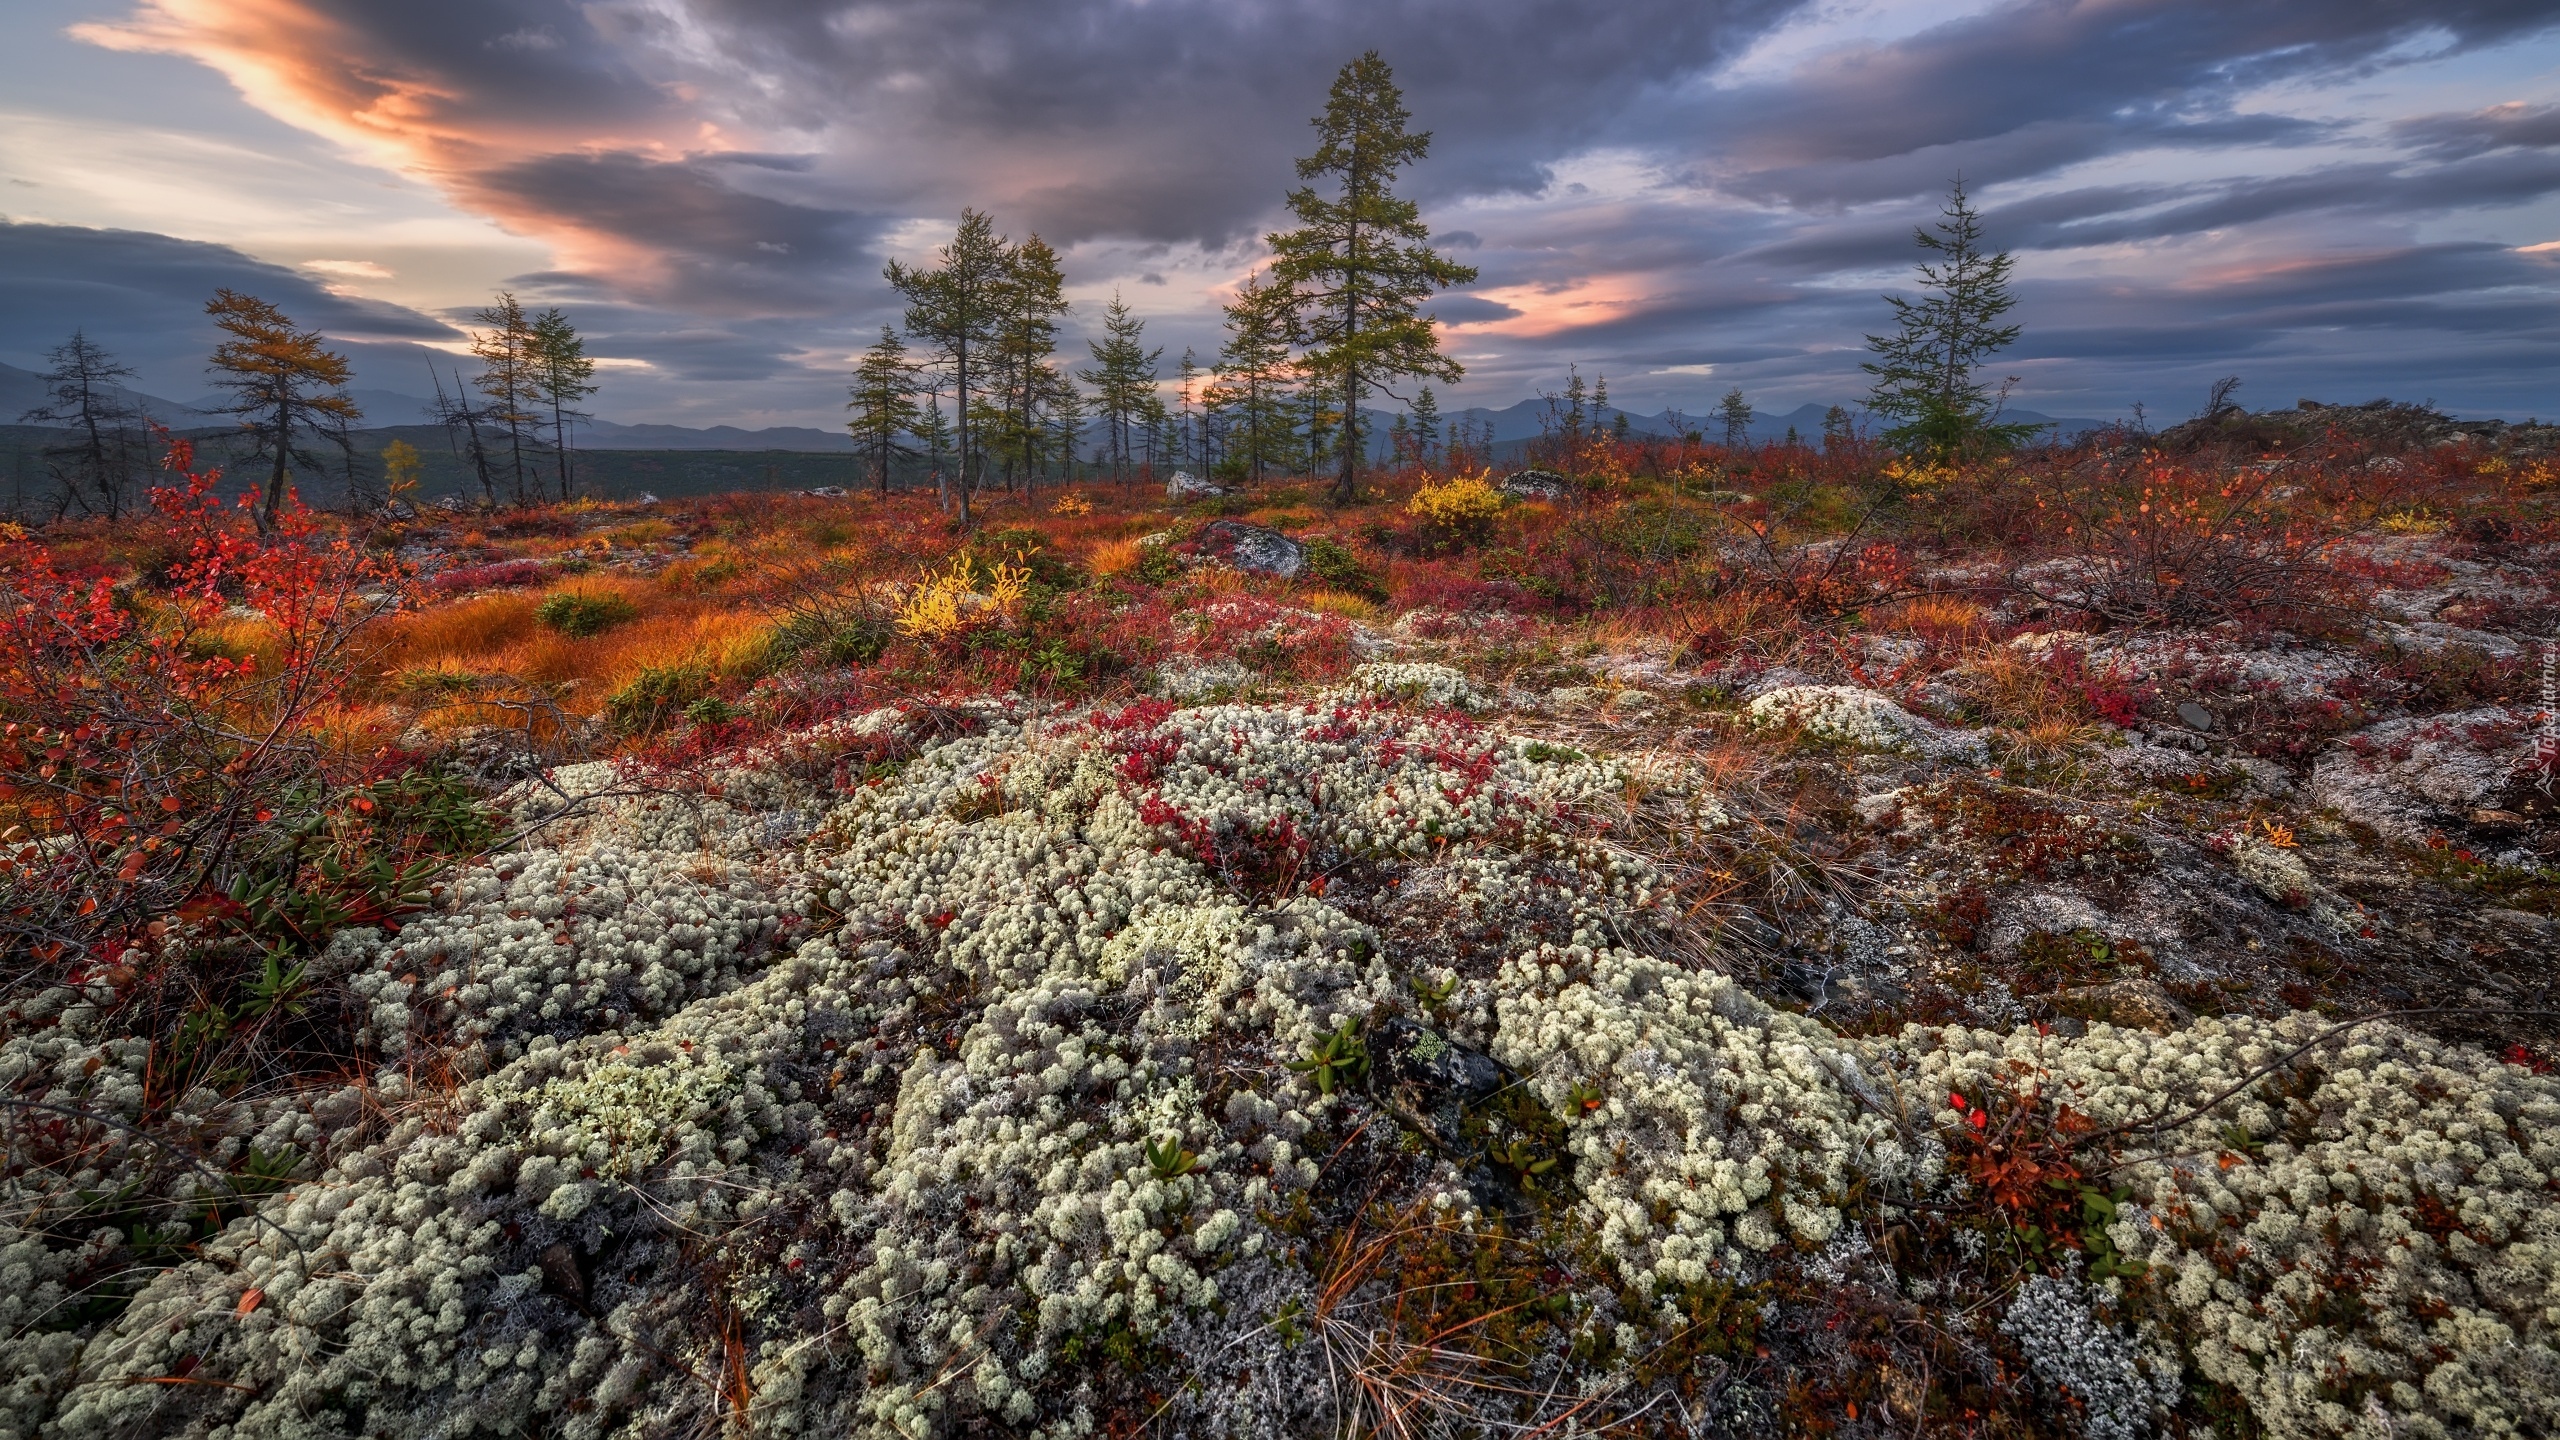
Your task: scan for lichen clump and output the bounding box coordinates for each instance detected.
[0,700,2552,1439]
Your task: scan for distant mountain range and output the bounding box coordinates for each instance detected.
[3,361,2111,454]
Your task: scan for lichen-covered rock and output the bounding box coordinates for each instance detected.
[2311,706,2542,841]
[1748,683,1989,762]
[1179,519,1305,578]
[1498,468,1570,500]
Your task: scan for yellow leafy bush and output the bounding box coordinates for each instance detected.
[894,555,1031,640]
[1406,471,1505,538]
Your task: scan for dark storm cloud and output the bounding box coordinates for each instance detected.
[0,220,460,401]
[467,151,882,309]
[1674,0,2560,199]
[2397,101,2560,157]
[629,0,1805,245]
[67,0,2560,420]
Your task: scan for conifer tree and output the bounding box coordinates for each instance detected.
[470,292,542,505]
[917,389,954,509]
[848,326,922,497]
[1206,271,1298,485]
[205,289,362,531]
[19,331,147,519]
[1079,291,1161,481]
[1821,404,1856,452]
[1719,387,1754,448]
[1175,349,1202,472]
[1409,384,1440,464]
[888,209,1012,525]
[1268,52,1478,503]
[1862,178,2040,457]
[989,234,1071,494]
[531,307,598,501]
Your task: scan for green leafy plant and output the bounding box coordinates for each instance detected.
[1287,1020,1369,1094]
[535,589,639,637]
[1144,1134,1201,1179]
[1486,1136,1558,1190]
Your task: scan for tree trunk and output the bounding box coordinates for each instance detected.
[262,393,293,533]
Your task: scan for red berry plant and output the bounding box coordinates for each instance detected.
[0,442,499,1261]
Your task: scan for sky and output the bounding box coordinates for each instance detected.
[2,0,2558,429]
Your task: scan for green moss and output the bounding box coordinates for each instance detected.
[535,590,639,637]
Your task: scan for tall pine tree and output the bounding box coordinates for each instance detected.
[989,235,1071,494]
[848,327,922,497]
[888,210,1012,525]
[1079,291,1161,482]
[470,292,542,505]
[1862,178,2040,457]
[1211,275,1302,485]
[530,307,598,501]
[1408,385,1441,465]
[1267,52,1477,502]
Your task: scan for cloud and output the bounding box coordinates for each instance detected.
[46,0,2560,422]
[0,220,461,401]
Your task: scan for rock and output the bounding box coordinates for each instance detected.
[1373,1017,1504,1153]
[2309,707,2539,841]
[633,492,660,506]
[1181,520,1305,578]
[1746,684,1989,763]
[2176,701,2215,731]
[1166,470,1227,500]
[800,485,848,498]
[2054,976,2188,1033]
[1498,468,1570,500]
[2230,836,2355,932]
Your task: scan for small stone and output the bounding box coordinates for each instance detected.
[1165,470,1227,500]
[2176,701,2215,731]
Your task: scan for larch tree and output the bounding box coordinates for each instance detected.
[1267,51,1477,503]
[848,326,922,498]
[531,307,599,501]
[1079,291,1161,482]
[887,209,1013,526]
[471,292,543,505]
[1207,269,1301,485]
[204,289,362,532]
[1862,177,2041,457]
[18,331,148,519]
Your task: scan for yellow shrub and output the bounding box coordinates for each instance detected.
[1407,471,1505,535]
[2379,508,2446,535]
[1050,492,1093,516]
[893,555,1024,640]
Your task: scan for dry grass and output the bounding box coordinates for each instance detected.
[1876,592,1991,645]
[1301,589,1380,621]
[382,576,776,717]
